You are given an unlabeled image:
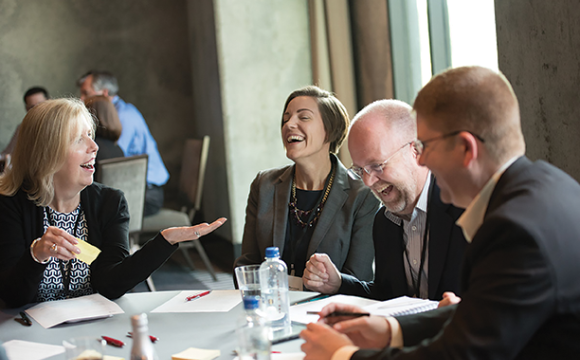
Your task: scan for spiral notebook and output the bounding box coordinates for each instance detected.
[364,296,438,317]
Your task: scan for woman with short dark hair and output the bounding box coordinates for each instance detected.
[234,86,378,285]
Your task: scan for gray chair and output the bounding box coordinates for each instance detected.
[96,154,156,290]
[141,136,217,281]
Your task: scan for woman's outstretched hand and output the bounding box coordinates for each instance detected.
[161,217,227,245]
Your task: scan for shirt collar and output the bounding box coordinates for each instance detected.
[111,95,120,105]
[456,156,519,242]
[385,172,431,226]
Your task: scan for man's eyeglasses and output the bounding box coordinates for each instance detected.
[348,141,413,179]
[414,130,485,155]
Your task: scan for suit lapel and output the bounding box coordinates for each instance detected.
[273,166,293,252]
[427,178,457,299]
[306,157,349,257]
[375,211,408,297]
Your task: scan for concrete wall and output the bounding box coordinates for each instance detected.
[0,0,194,201]
[495,1,580,181]
[1,0,314,247]
[213,0,312,244]
[186,0,232,240]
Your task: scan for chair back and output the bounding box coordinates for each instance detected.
[179,136,210,213]
[96,154,148,233]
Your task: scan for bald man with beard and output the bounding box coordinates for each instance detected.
[302,99,467,301]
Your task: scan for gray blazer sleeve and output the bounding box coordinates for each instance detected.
[235,172,265,268]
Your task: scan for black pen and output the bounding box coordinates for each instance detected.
[307,311,370,318]
[292,294,329,306]
[16,311,32,326]
[272,334,300,345]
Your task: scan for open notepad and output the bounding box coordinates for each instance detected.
[363,296,438,317]
[290,295,437,324]
[25,293,124,329]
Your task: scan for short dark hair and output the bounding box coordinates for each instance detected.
[23,87,49,103]
[281,85,350,154]
[77,70,119,96]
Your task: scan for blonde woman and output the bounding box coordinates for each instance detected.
[0,99,225,308]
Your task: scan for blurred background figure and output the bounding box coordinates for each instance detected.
[77,70,169,216]
[84,95,124,177]
[1,86,50,167]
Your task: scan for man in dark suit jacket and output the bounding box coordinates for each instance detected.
[303,100,467,301]
[300,66,580,359]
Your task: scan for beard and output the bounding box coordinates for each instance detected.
[371,182,413,215]
[370,161,419,217]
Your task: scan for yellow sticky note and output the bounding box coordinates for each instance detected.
[172,347,220,360]
[75,238,101,265]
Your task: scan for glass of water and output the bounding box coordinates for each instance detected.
[235,265,262,301]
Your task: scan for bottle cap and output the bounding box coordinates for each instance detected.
[265,247,280,258]
[131,313,148,327]
[243,296,260,310]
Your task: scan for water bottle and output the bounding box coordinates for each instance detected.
[259,247,291,334]
[236,296,271,360]
[130,313,158,360]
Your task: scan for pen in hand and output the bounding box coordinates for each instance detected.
[186,290,211,302]
[15,311,32,326]
[307,311,371,318]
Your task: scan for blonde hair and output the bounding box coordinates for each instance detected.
[413,66,525,163]
[0,98,95,206]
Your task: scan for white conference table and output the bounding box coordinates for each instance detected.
[0,291,315,359]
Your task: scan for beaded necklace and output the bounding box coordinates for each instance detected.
[288,165,335,228]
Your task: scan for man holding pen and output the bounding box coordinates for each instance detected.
[300,66,580,359]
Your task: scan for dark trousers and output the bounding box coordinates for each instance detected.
[144,185,164,216]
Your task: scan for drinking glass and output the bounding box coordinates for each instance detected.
[235,265,262,302]
[63,337,105,360]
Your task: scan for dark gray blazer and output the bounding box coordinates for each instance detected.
[234,154,379,281]
[352,157,580,360]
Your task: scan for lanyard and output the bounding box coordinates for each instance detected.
[402,181,433,298]
[46,204,82,298]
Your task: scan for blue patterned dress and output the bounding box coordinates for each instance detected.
[36,205,93,301]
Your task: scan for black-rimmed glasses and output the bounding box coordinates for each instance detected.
[414,130,485,155]
[348,141,414,179]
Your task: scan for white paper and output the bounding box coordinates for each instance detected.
[287,276,303,291]
[150,290,242,313]
[289,294,380,324]
[25,293,124,329]
[3,340,64,360]
[364,296,438,317]
[234,353,304,360]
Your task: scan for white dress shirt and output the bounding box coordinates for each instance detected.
[385,174,431,299]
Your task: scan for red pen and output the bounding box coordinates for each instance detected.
[102,336,125,347]
[127,332,159,343]
[185,290,211,302]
